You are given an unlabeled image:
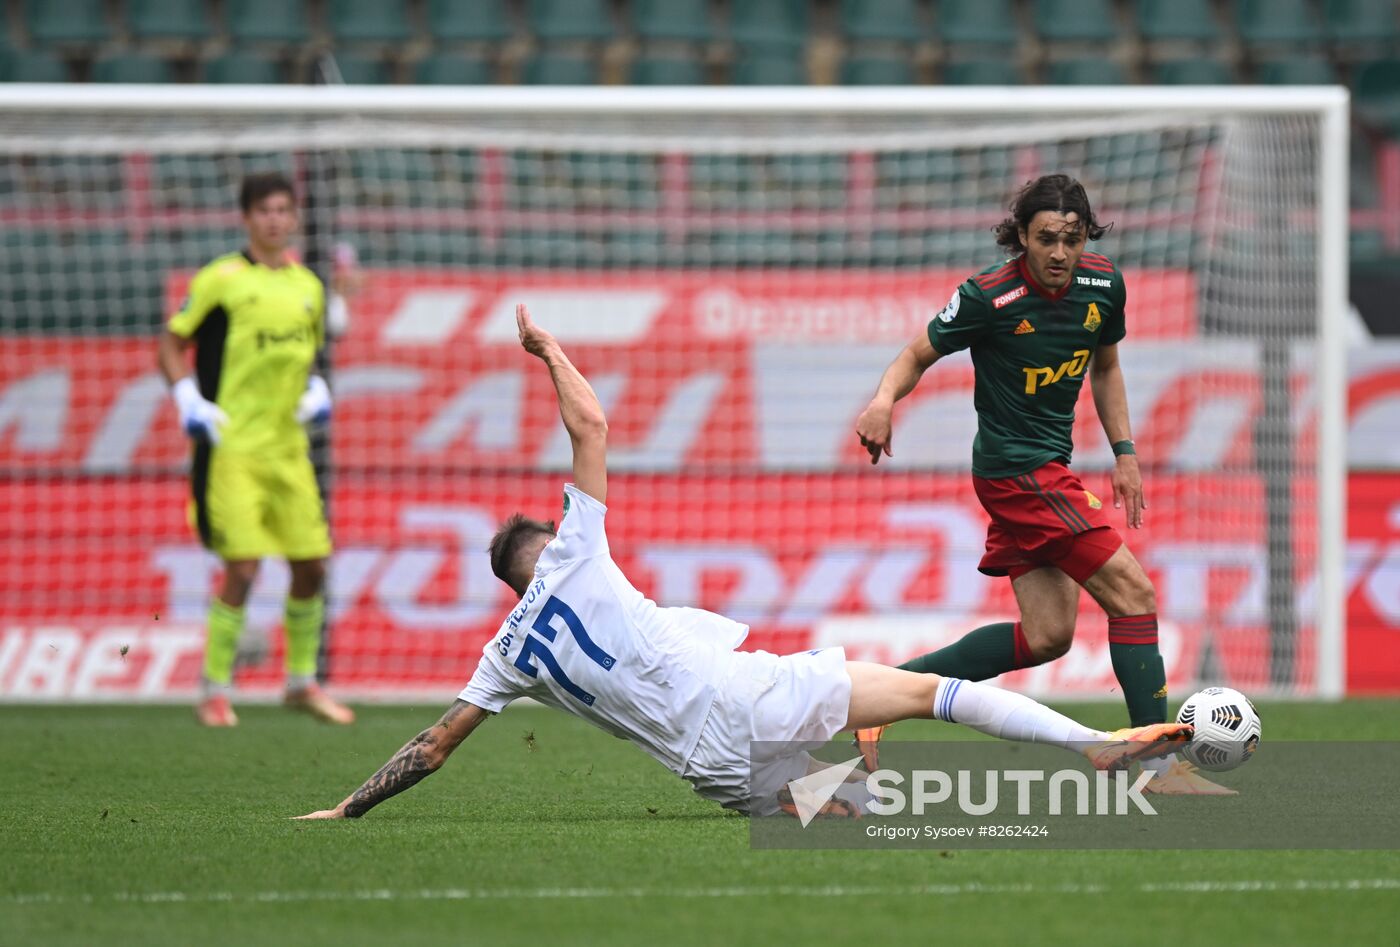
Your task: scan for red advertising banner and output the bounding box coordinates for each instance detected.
[1346,474,1400,694]
[0,269,1395,698]
[1,472,1395,699]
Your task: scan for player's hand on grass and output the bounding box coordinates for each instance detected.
[1112,453,1146,529]
[516,303,558,360]
[171,376,229,445]
[293,806,346,820]
[855,400,894,464]
[295,374,333,426]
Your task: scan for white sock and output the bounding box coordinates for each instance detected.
[286,673,316,692]
[1141,754,1177,776]
[934,677,1106,749]
[833,780,877,814]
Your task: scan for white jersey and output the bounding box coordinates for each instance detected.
[459,485,749,775]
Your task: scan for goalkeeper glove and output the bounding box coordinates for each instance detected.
[171,376,228,445]
[295,374,333,426]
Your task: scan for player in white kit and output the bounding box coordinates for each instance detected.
[296,305,1191,822]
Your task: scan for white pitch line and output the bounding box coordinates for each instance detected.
[5,879,1399,907]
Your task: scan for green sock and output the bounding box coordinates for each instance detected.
[284,594,324,681]
[1107,615,1168,726]
[899,621,1022,680]
[203,599,245,686]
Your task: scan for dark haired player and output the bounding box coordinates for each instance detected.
[293,305,1190,823]
[855,174,1228,795]
[157,172,354,728]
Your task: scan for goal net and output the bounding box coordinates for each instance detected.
[0,87,1348,701]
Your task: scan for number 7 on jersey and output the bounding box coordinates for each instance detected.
[513,595,615,706]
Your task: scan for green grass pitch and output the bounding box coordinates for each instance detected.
[2,701,1398,946]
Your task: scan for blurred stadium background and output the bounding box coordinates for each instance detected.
[0,0,1396,704]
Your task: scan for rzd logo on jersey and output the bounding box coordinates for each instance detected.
[1083,302,1102,331]
[1022,349,1091,394]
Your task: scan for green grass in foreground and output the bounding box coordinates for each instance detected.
[1,701,1398,946]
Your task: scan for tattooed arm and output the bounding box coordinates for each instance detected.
[295,700,490,820]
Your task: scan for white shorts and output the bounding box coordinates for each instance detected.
[682,647,851,815]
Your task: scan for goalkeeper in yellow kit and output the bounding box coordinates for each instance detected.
[157,172,354,727]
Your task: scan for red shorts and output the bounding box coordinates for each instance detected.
[972,461,1123,584]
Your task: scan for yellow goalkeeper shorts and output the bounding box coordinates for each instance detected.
[188,445,332,562]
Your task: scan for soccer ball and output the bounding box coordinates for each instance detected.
[1175,687,1261,772]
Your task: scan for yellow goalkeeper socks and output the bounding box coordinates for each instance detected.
[203,598,245,689]
[284,594,324,685]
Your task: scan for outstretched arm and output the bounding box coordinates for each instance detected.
[516,303,608,504]
[295,700,490,820]
[854,329,942,464]
[1089,342,1145,529]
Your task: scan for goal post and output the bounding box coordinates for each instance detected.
[1315,97,1350,701]
[0,85,1350,701]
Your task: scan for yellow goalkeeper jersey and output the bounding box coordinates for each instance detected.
[167,250,325,455]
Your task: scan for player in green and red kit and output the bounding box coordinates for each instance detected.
[854,174,1228,794]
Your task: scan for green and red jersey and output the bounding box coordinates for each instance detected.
[927,251,1126,478]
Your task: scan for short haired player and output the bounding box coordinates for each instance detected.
[294,305,1189,822]
[157,172,354,727]
[854,174,1227,794]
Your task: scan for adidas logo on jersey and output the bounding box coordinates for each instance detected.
[1014,319,1035,335]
